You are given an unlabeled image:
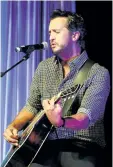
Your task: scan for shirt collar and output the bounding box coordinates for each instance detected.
[68,50,89,72]
[54,50,89,72]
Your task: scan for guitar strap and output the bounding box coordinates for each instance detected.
[62,59,95,117]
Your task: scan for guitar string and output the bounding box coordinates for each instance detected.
[21,110,45,137]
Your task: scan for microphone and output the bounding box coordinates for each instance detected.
[15,42,48,53]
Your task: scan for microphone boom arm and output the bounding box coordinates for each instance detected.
[0,53,31,77]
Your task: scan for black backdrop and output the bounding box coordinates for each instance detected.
[76,1,112,166]
[76,1,112,72]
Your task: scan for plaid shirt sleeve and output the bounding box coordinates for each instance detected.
[77,65,110,125]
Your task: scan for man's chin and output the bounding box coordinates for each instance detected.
[52,49,60,55]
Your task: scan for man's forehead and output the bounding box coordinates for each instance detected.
[49,17,68,30]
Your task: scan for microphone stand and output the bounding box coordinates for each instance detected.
[0,53,31,77]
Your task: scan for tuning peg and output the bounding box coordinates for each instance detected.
[71,95,75,98]
[63,98,67,102]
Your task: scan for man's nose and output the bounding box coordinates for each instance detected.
[49,33,56,41]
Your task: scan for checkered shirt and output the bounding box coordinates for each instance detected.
[24,51,110,148]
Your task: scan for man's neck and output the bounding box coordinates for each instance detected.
[59,46,81,64]
[61,52,81,66]
[61,52,81,78]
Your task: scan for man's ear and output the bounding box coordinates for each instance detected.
[72,31,80,41]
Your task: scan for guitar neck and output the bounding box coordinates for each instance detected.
[25,110,45,133]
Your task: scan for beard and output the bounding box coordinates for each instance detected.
[51,44,65,56]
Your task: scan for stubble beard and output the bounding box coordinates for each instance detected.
[51,44,65,57]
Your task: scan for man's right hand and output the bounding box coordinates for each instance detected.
[3,125,19,146]
[3,108,35,147]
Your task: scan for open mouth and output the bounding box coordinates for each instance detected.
[50,43,57,48]
[51,45,56,48]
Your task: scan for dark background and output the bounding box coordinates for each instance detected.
[76,1,112,166]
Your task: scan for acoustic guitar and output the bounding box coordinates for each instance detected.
[1,84,80,167]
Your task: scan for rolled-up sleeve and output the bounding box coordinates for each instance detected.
[77,66,110,125]
[24,63,43,115]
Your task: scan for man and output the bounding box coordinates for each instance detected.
[3,9,110,167]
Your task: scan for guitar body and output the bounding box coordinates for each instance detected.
[1,115,52,167]
[1,85,80,167]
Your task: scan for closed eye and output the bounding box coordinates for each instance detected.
[55,30,60,34]
[49,29,61,35]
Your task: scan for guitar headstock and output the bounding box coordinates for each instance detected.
[55,84,81,103]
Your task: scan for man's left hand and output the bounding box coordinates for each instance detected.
[42,97,64,127]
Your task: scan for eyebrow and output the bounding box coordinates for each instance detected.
[48,29,61,33]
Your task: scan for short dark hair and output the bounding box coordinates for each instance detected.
[50,9,86,49]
